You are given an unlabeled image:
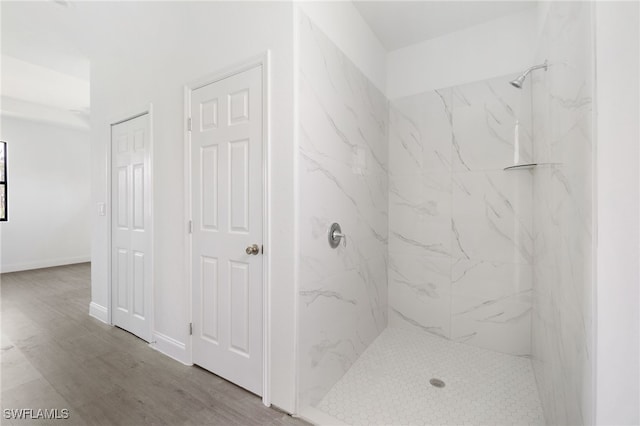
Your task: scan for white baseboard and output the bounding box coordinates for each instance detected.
[89,302,109,324]
[1,256,91,273]
[150,331,191,365]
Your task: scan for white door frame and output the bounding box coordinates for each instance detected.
[184,52,271,406]
[107,104,154,339]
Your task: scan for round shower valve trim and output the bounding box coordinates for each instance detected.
[328,223,346,248]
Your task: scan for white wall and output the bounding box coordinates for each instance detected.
[0,115,90,272]
[83,1,296,412]
[296,1,387,94]
[594,2,640,424]
[386,7,537,99]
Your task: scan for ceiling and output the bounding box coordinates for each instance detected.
[1,1,90,127]
[2,55,89,113]
[1,0,90,80]
[0,0,537,121]
[353,1,538,51]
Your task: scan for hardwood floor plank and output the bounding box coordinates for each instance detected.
[1,264,309,426]
[0,343,43,392]
[73,388,169,426]
[40,364,121,410]
[0,378,85,425]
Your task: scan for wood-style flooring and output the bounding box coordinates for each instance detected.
[0,263,308,426]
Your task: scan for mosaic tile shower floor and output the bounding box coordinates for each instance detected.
[316,328,545,426]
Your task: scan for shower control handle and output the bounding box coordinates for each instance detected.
[328,223,346,248]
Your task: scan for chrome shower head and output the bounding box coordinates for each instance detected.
[509,75,526,89]
[509,60,548,89]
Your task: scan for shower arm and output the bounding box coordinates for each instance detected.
[510,60,548,88]
[521,61,548,78]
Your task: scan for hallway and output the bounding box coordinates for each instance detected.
[0,263,305,425]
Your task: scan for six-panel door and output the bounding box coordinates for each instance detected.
[111,113,152,342]
[191,66,263,395]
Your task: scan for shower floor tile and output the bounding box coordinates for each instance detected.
[316,327,545,426]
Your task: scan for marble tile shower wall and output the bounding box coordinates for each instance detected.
[531,2,594,425]
[297,13,389,407]
[388,75,534,356]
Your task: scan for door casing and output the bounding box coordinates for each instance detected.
[183,53,271,406]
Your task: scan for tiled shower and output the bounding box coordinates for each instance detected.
[388,75,534,357]
[297,2,594,425]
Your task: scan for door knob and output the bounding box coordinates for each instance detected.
[246,244,260,255]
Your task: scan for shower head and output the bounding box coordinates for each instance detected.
[509,60,548,89]
[509,75,526,89]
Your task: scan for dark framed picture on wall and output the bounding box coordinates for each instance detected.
[0,141,7,221]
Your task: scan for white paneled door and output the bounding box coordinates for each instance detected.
[111,113,152,342]
[190,66,263,395]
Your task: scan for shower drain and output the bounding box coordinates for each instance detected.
[429,378,445,388]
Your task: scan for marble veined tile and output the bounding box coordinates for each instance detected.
[300,133,387,238]
[298,270,368,406]
[298,263,389,404]
[450,258,532,355]
[297,10,389,408]
[389,101,424,177]
[451,258,532,300]
[299,75,357,170]
[389,172,451,258]
[530,1,594,425]
[531,72,552,163]
[388,253,451,339]
[452,170,533,264]
[389,89,453,176]
[299,73,388,179]
[299,156,387,281]
[451,292,532,356]
[452,74,533,171]
[386,67,537,362]
[452,73,524,113]
[423,89,454,171]
[299,14,388,176]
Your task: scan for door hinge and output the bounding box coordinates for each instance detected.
[187,117,192,132]
[189,323,193,335]
[188,220,193,234]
